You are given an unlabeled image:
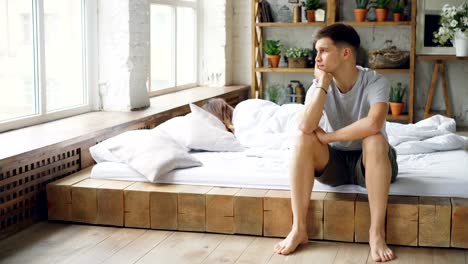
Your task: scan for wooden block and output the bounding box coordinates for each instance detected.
[355,194,370,243]
[124,182,153,228]
[234,189,267,236]
[177,185,213,232]
[451,198,468,248]
[386,196,419,246]
[307,192,326,240]
[264,190,292,238]
[324,193,356,242]
[419,197,451,247]
[206,187,240,234]
[47,168,90,221]
[150,184,186,230]
[96,180,134,226]
[72,179,106,224]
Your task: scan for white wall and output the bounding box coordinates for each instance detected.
[230,0,468,126]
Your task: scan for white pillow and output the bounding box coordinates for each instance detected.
[94,129,202,182]
[187,103,244,152]
[155,116,189,148]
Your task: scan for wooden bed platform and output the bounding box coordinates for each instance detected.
[46,167,468,249]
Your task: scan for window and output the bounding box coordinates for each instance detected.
[150,0,198,96]
[0,0,97,132]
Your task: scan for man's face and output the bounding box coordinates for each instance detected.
[314,37,343,73]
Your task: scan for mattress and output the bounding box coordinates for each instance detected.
[91,149,468,198]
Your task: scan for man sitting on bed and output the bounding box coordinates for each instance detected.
[274,23,398,262]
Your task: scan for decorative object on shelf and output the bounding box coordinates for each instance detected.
[375,0,391,22]
[392,0,404,22]
[286,80,306,104]
[354,0,369,22]
[304,0,321,22]
[389,82,406,116]
[368,45,409,69]
[293,4,302,23]
[285,47,311,68]
[277,5,293,22]
[433,3,468,57]
[259,0,274,22]
[264,40,283,68]
[265,83,283,104]
[315,8,326,22]
[366,0,377,21]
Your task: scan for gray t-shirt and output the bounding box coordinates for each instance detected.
[305,66,390,151]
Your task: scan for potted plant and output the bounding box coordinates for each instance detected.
[263,40,282,68]
[376,0,391,22]
[433,3,468,56]
[354,0,369,22]
[285,47,311,68]
[265,83,283,104]
[389,82,405,116]
[392,0,404,22]
[304,0,322,22]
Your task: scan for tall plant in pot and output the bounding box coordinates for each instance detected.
[354,0,369,22]
[304,0,321,22]
[392,0,404,22]
[389,82,405,116]
[264,40,282,68]
[375,0,391,22]
[433,3,468,57]
[285,47,311,68]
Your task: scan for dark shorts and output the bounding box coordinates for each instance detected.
[315,145,398,188]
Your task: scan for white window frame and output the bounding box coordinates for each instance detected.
[149,0,199,97]
[0,0,98,133]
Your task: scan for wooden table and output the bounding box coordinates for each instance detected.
[418,55,468,118]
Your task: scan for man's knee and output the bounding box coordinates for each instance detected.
[296,129,320,148]
[363,133,388,155]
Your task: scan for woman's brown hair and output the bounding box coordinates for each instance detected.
[201,98,235,133]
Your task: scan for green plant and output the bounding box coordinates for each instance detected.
[263,40,282,56]
[284,47,311,58]
[355,0,369,9]
[392,0,404,13]
[376,0,392,9]
[305,0,321,10]
[265,83,283,104]
[390,82,406,102]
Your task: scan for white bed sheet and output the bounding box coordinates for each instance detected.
[91,149,468,198]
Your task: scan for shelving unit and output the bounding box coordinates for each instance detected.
[251,0,416,123]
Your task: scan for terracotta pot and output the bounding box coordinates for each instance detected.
[306,10,315,22]
[353,8,367,22]
[267,54,281,68]
[393,13,402,22]
[390,102,404,116]
[376,8,388,22]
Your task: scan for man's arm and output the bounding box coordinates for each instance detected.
[317,102,388,144]
[299,72,333,134]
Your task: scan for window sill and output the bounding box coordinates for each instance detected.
[0,85,249,161]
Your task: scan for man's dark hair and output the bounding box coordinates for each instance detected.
[315,23,360,55]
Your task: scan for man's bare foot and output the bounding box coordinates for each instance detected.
[273,229,308,255]
[369,231,395,262]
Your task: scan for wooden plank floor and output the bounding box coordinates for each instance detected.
[0,222,467,264]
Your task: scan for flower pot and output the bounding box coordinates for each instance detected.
[393,13,402,22]
[454,31,468,57]
[353,8,367,22]
[375,8,388,22]
[267,55,281,68]
[390,102,404,116]
[288,57,307,68]
[306,10,315,22]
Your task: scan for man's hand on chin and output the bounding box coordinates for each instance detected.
[315,127,331,144]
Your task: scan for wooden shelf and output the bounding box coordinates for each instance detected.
[256,22,326,27]
[387,114,410,121]
[374,68,410,74]
[256,67,314,73]
[343,21,413,26]
[417,55,468,61]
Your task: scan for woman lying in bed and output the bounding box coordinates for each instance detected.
[202,98,235,133]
